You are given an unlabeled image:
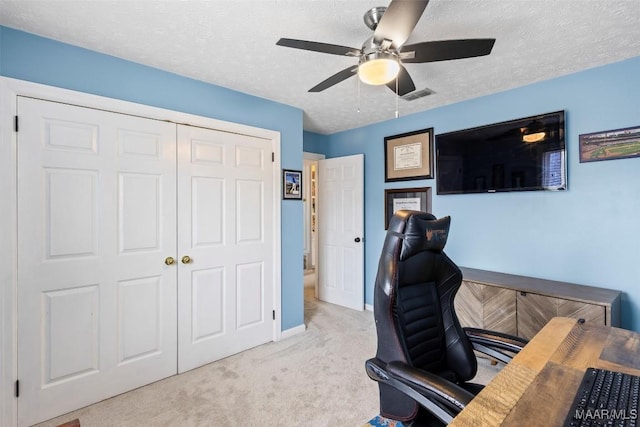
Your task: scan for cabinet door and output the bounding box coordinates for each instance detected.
[557,299,606,326]
[455,281,517,335]
[516,293,554,340]
[455,281,484,328]
[517,292,606,340]
[484,285,518,335]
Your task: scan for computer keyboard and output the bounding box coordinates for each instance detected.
[564,367,640,427]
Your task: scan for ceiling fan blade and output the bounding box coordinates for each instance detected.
[309,66,358,92]
[386,64,415,96]
[276,38,360,56]
[400,39,496,63]
[373,0,429,49]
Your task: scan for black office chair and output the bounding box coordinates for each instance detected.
[365,211,528,426]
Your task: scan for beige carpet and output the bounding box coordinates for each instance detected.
[38,280,502,427]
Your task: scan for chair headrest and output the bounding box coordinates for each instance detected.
[399,213,451,261]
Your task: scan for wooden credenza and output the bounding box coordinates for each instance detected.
[454,267,621,340]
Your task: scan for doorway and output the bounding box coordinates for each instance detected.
[303,152,324,302]
[302,153,365,316]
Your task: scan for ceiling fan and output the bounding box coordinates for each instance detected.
[276,0,495,96]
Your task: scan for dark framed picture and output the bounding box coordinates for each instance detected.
[579,126,640,163]
[384,187,432,229]
[282,169,302,200]
[384,128,434,182]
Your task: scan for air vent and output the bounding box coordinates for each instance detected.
[401,88,436,101]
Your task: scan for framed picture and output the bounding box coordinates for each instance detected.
[384,187,432,229]
[282,169,302,200]
[579,125,640,163]
[384,128,434,182]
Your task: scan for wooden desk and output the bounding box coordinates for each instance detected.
[450,317,640,426]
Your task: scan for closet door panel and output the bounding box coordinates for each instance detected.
[177,125,274,373]
[17,97,177,427]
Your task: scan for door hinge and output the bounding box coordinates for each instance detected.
[14,115,18,132]
[272,310,275,320]
[15,380,19,398]
[271,152,275,163]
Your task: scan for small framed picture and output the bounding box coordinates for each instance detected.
[282,169,302,200]
[384,128,434,182]
[579,125,640,163]
[384,187,432,229]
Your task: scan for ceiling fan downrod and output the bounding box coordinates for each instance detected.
[363,7,387,31]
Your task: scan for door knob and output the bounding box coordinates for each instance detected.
[181,255,192,264]
[354,237,361,243]
[164,257,175,266]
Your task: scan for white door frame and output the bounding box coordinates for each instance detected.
[0,77,282,427]
[302,152,324,298]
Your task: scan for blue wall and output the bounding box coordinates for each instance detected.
[0,26,305,331]
[302,131,327,154]
[306,56,640,331]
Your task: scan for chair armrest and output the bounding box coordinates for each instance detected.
[365,358,473,425]
[386,361,475,410]
[464,327,528,364]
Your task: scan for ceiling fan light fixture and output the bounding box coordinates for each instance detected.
[522,131,546,143]
[358,52,400,86]
[522,120,547,143]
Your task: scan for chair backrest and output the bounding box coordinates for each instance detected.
[373,210,477,419]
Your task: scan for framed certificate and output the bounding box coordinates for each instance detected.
[384,128,434,182]
[384,187,432,229]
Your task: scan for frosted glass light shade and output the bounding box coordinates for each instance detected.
[359,57,400,86]
[523,132,546,143]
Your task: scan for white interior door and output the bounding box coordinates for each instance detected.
[17,97,178,426]
[317,154,364,310]
[176,125,274,373]
[303,160,311,263]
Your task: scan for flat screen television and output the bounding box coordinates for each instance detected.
[435,111,566,195]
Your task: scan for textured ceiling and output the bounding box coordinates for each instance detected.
[1,0,639,134]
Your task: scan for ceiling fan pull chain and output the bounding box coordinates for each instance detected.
[394,72,399,118]
[357,75,361,113]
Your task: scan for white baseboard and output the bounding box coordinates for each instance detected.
[280,323,306,340]
[365,304,373,312]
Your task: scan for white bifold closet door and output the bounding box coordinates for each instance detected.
[16,97,178,426]
[176,125,274,373]
[16,97,274,426]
